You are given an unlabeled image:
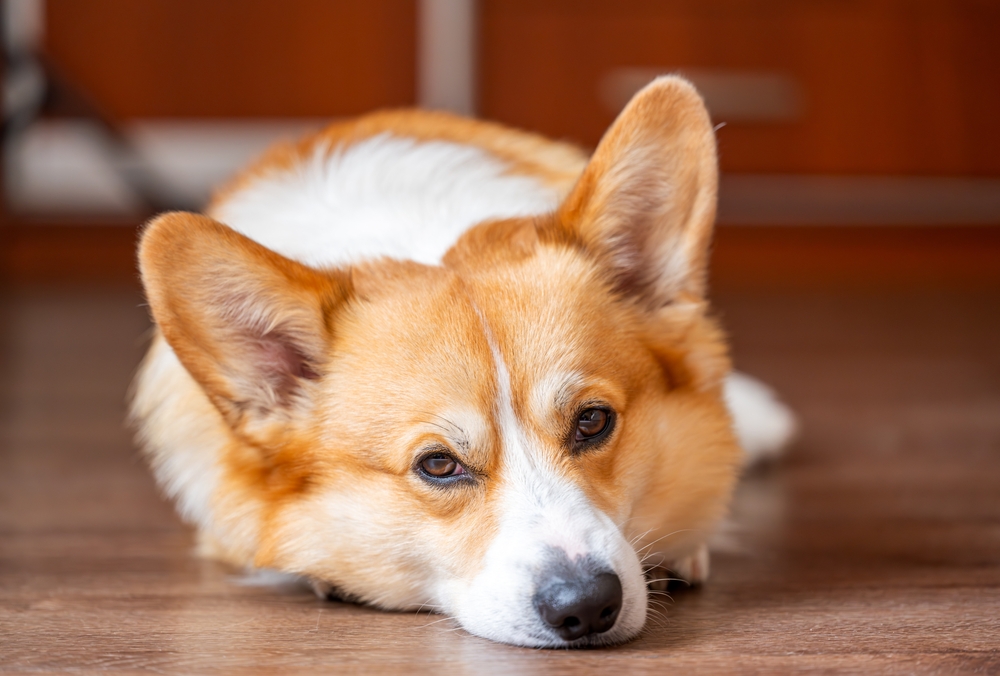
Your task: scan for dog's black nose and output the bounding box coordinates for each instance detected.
[534,571,623,641]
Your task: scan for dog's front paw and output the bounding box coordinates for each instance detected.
[670,543,710,585]
[647,544,710,591]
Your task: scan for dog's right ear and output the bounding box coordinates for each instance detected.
[555,76,718,308]
[138,212,352,437]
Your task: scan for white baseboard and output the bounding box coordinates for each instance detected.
[4,120,323,215]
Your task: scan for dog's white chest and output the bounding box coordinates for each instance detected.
[211,134,562,268]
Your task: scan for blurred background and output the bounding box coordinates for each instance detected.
[2,3,1000,669]
[1,0,999,286]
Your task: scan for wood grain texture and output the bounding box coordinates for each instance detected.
[1,284,998,673]
[44,0,417,119]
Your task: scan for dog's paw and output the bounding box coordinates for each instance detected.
[670,544,710,585]
[647,544,710,591]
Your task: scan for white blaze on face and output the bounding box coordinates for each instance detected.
[443,313,647,647]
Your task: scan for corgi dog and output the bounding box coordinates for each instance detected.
[131,76,795,648]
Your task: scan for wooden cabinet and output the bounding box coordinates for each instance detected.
[479,0,1000,175]
[40,0,1000,175]
[45,0,418,118]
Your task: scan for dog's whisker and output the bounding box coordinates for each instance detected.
[634,528,702,555]
[646,609,669,625]
[640,552,667,566]
[420,615,457,629]
[412,601,445,615]
[628,527,656,548]
[649,592,674,609]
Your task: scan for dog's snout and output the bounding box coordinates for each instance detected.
[534,571,623,641]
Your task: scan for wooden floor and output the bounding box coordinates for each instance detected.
[1,281,999,674]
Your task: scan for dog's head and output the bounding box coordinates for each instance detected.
[137,77,741,647]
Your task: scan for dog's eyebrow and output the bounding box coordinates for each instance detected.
[531,371,586,419]
[416,419,467,451]
[416,409,489,464]
[418,412,464,437]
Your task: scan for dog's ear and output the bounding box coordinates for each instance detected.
[557,76,718,306]
[139,212,352,436]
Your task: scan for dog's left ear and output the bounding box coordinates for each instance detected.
[557,76,717,306]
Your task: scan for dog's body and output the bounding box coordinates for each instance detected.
[132,78,795,647]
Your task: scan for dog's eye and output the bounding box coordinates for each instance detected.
[575,408,612,442]
[419,453,465,478]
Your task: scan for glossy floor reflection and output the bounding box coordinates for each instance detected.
[2,285,998,673]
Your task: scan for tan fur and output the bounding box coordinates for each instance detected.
[132,77,742,644]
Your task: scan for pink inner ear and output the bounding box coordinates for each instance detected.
[251,332,320,403]
[258,334,319,379]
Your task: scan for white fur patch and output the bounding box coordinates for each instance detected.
[212,134,562,268]
[725,371,798,465]
[131,338,224,531]
[530,370,586,424]
[133,336,275,567]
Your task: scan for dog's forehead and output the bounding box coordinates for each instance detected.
[465,249,646,405]
[327,264,495,446]
[329,265,496,418]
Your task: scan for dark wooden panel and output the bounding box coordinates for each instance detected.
[44,0,417,118]
[479,0,1000,175]
[710,224,1000,291]
[0,221,142,286]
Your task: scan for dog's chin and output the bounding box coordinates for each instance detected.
[525,624,644,650]
[555,629,641,649]
[460,614,646,650]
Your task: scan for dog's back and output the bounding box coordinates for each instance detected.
[210,110,587,267]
